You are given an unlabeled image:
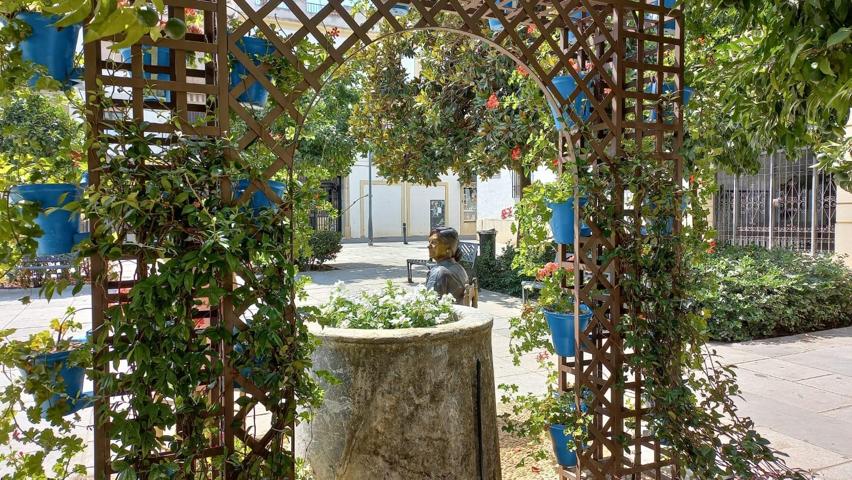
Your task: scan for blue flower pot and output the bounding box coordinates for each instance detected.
[234,179,286,212]
[389,3,410,16]
[550,424,579,467]
[26,349,90,418]
[10,184,80,256]
[547,197,592,245]
[645,80,692,121]
[120,46,172,102]
[544,304,593,357]
[550,73,591,130]
[645,0,676,33]
[15,12,81,85]
[564,10,588,44]
[488,0,515,31]
[229,36,273,106]
[642,197,688,236]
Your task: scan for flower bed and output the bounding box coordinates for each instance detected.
[319,281,457,329]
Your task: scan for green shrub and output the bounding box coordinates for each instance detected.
[303,230,343,267]
[696,246,852,342]
[476,245,554,297]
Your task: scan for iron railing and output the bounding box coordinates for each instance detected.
[715,150,837,254]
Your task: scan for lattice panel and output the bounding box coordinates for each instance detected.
[556,0,684,478]
[83,0,685,478]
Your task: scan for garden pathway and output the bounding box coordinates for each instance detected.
[1,240,851,478]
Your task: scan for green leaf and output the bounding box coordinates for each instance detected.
[789,43,805,68]
[817,57,834,77]
[827,28,851,48]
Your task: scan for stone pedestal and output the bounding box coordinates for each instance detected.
[299,306,501,479]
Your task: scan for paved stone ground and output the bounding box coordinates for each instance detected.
[1,241,851,477]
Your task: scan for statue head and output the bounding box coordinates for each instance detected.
[428,226,461,262]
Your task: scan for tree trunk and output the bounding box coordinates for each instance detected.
[513,162,532,246]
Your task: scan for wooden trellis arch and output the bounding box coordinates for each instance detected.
[83,0,685,477]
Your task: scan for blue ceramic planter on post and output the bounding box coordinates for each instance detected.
[10,184,80,256]
[550,73,591,131]
[547,197,592,245]
[120,46,172,102]
[15,12,81,85]
[230,36,273,106]
[564,10,588,44]
[543,304,593,357]
[235,179,286,213]
[646,0,676,33]
[27,349,90,418]
[549,424,579,467]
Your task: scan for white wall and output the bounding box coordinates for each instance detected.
[344,155,463,240]
[475,166,557,244]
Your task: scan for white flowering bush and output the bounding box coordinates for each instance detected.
[319,281,457,329]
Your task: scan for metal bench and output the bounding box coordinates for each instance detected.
[406,241,479,283]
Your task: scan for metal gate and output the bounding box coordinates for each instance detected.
[715,150,837,254]
[309,177,342,232]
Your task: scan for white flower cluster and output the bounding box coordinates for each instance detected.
[318,281,457,329]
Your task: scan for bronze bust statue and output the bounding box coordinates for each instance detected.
[425,227,469,304]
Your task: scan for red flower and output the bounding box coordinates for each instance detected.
[689,174,695,185]
[568,58,578,71]
[526,23,536,34]
[706,239,717,254]
[188,24,202,34]
[552,157,560,167]
[328,26,340,38]
[511,145,522,160]
[185,8,197,15]
[516,65,529,77]
[486,93,500,110]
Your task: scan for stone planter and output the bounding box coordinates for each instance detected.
[300,306,501,479]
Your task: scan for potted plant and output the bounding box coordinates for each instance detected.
[645,79,693,122]
[537,261,593,357]
[301,282,501,479]
[234,178,286,212]
[16,308,91,419]
[540,171,592,245]
[11,10,81,85]
[550,60,593,130]
[1,91,85,257]
[119,45,173,102]
[488,0,515,31]
[229,33,274,106]
[545,391,587,468]
[389,3,410,16]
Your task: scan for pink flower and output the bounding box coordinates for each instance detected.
[526,23,536,34]
[486,93,499,110]
[603,87,612,95]
[501,207,514,220]
[328,26,340,38]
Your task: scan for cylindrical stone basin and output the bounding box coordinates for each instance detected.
[299,306,501,480]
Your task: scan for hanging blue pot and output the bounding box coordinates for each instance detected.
[550,424,579,467]
[229,36,273,106]
[642,197,688,236]
[547,197,592,245]
[24,349,91,418]
[488,0,515,31]
[543,304,593,357]
[645,80,692,121]
[119,46,172,102]
[645,0,676,33]
[564,10,588,44]
[10,184,80,256]
[550,73,591,130]
[389,3,410,16]
[15,12,81,86]
[234,179,286,212]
